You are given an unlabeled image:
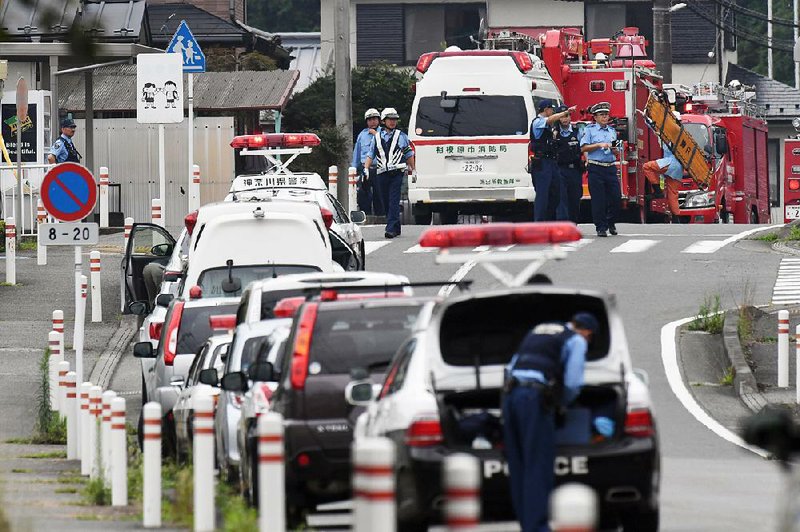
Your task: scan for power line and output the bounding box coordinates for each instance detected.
[685,1,796,52]
[700,0,799,28]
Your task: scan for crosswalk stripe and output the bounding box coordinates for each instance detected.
[364,241,391,255]
[610,239,660,253]
[404,244,438,254]
[680,240,727,254]
[772,258,800,304]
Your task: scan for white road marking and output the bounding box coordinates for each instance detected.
[439,258,478,298]
[772,258,800,304]
[680,240,727,254]
[363,241,390,255]
[404,244,438,254]
[610,239,660,253]
[561,238,593,252]
[681,224,783,254]
[661,316,768,458]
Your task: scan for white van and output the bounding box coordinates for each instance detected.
[408,48,562,224]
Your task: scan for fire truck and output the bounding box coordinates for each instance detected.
[784,121,800,222]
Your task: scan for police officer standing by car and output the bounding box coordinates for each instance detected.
[580,102,619,237]
[502,312,598,532]
[553,105,583,223]
[352,108,382,215]
[530,100,575,221]
[47,118,82,164]
[363,108,416,239]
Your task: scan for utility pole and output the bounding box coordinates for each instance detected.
[768,0,774,78]
[653,0,673,83]
[794,0,798,87]
[334,0,353,206]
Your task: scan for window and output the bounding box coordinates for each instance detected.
[379,339,416,399]
[415,95,528,137]
[197,265,320,298]
[769,139,780,207]
[176,303,239,356]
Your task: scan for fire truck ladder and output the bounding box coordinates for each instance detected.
[643,91,713,187]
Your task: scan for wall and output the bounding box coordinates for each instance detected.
[487,0,582,27]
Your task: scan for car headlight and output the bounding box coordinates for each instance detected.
[684,190,715,208]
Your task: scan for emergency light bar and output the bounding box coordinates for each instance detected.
[209,314,236,331]
[418,222,581,248]
[230,133,321,150]
[416,50,533,74]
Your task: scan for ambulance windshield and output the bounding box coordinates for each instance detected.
[415,95,528,137]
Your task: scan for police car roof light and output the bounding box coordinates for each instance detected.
[209,314,236,331]
[415,50,533,73]
[230,133,321,150]
[185,210,198,235]
[274,296,306,318]
[189,285,202,299]
[320,208,334,229]
[418,222,581,248]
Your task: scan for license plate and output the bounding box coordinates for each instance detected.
[482,456,589,478]
[787,206,800,219]
[462,160,484,173]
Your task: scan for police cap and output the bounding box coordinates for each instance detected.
[590,102,611,115]
[572,312,600,333]
[61,118,77,128]
[537,99,555,112]
[554,105,569,114]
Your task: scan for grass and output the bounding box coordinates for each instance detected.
[738,305,754,345]
[720,366,735,386]
[55,487,78,494]
[756,336,778,344]
[753,232,779,242]
[161,463,194,528]
[20,450,66,459]
[4,437,31,444]
[33,348,67,445]
[687,294,724,334]
[82,476,111,506]
[218,482,258,531]
[787,226,800,241]
[57,476,86,485]
[10,468,31,474]
[17,237,37,251]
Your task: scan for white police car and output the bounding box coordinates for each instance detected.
[348,223,660,531]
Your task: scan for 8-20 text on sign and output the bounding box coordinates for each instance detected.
[39,223,99,246]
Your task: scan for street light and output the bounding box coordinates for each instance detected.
[669,3,687,12]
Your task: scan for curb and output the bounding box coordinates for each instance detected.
[722,309,768,413]
[772,240,800,256]
[89,315,137,390]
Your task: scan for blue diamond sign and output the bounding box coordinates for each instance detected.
[166,20,206,73]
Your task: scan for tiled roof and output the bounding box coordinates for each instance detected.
[726,63,800,120]
[276,32,321,93]
[148,3,247,47]
[671,2,717,64]
[58,64,299,111]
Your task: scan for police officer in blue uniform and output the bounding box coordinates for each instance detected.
[47,118,82,164]
[363,108,416,239]
[553,105,583,223]
[352,108,382,215]
[502,312,597,532]
[580,102,619,237]
[530,100,576,221]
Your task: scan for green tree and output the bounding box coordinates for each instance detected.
[206,47,277,72]
[735,0,796,86]
[247,0,320,32]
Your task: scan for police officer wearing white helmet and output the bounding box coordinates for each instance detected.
[364,107,416,239]
[352,108,382,214]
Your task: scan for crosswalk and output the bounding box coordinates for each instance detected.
[772,258,800,305]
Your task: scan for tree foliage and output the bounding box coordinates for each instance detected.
[735,0,796,86]
[206,47,278,72]
[247,0,320,32]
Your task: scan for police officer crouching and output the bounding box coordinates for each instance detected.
[580,102,620,237]
[553,105,583,223]
[48,118,82,164]
[530,100,575,221]
[502,312,598,532]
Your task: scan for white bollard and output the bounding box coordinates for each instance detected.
[89,385,102,479]
[258,412,285,532]
[4,216,15,285]
[75,276,87,382]
[122,217,134,312]
[79,382,91,468]
[328,165,338,196]
[57,360,69,419]
[143,402,162,528]
[101,390,117,483]
[194,393,215,531]
[37,198,47,265]
[47,331,62,411]
[90,251,102,323]
[191,164,201,211]
[66,371,78,460]
[353,437,396,532]
[348,166,358,213]
[550,483,598,532]
[444,454,480,531]
[99,167,110,229]
[151,198,163,227]
[111,397,128,506]
[52,309,65,335]
[779,310,790,388]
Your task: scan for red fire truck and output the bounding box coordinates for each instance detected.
[784,134,800,222]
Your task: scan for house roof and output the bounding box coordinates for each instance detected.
[148,3,248,47]
[276,32,321,93]
[58,64,299,111]
[726,63,800,120]
[671,3,717,64]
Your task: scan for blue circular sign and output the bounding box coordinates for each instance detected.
[41,163,97,222]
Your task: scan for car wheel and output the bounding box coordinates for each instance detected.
[137,412,144,451]
[162,416,177,459]
[359,241,366,270]
[413,210,432,225]
[141,373,148,404]
[286,503,306,529]
[250,450,259,507]
[621,507,659,532]
[396,470,430,532]
[440,211,459,225]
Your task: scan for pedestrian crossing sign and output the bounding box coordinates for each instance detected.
[167,20,206,73]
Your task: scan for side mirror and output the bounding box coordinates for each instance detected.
[345,380,375,406]
[128,301,149,316]
[170,376,185,388]
[633,368,650,387]
[350,210,367,224]
[248,362,275,382]
[133,341,155,359]
[220,371,248,393]
[163,271,183,283]
[151,243,173,257]
[156,293,174,308]
[198,368,219,387]
[715,135,728,155]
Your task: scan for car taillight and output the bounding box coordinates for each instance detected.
[184,210,198,235]
[163,301,185,366]
[624,408,655,438]
[149,321,163,340]
[254,384,272,416]
[274,296,306,318]
[320,208,334,229]
[416,52,439,73]
[290,304,318,390]
[405,417,443,447]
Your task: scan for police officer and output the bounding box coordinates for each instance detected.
[352,108,382,215]
[553,105,583,223]
[47,118,82,164]
[503,312,598,532]
[530,100,575,221]
[580,102,619,237]
[363,108,416,239]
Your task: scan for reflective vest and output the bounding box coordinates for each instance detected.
[530,118,556,160]
[508,322,574,385]
[555,128,581,166]
[64,138,82,163]
[375,129,407,174]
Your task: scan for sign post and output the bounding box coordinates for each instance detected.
[15,78,27,228]
[167,21,206,213]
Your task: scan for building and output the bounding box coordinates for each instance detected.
[277,32,323,93]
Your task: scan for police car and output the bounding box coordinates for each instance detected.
[348,223,660,531]
[227,133,366,265]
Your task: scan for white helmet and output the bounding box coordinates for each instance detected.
[595,52,608,61]
[364,108,380,120]
[381,107,400,120]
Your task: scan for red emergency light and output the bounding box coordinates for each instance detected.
[416,50,533,74]
[274,296,306,318]
[184,210,198,235]
[789,179,800,191]
[209,314,236,331]
[418,222,582,248]
[230,133,321,149]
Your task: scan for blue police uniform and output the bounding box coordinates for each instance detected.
[352,127,381,215]
[530,114,560,221]
[369,127,414,237]
[580,119,619,235]
[50,133,81,164]
[657,143,683,180]
[502,320,589,532]
[554,123,583,223]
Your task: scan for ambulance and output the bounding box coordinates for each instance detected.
[408,48,561,224]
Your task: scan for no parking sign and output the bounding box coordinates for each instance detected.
[41,163,97,222]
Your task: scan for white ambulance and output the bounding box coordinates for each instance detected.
[408,48,562,224]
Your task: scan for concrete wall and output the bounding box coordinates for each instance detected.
[487,0,583,28]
